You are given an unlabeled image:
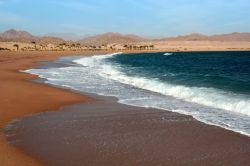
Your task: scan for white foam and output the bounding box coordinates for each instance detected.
[75,55,250,117]
[163,52,173,56]
[73,52,122,67]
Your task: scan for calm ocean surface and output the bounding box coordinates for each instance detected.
[26,51,250,136]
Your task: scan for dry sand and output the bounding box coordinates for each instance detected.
[153,41,250,51]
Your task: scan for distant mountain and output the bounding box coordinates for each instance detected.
[159,32,250,42]
[210,32,250,41]
[125,34,147,41]
[0,29,36,42]
[45,33,83,41]
[161,33,208,41]
[0,29,65,44]
[1,29,250,46]
[78,32,147,45]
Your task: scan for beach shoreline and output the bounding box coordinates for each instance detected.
[0,50,161,166]
[1,51,250,166]
[0,51,108,166]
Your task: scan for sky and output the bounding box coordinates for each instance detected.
[0,0,250,37]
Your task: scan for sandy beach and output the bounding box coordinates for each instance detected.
[1,51,250,166]
[1,0,250,165]
[0,51,102,166]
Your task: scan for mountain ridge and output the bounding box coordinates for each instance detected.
[159,32,250,41]
[0,29,65,44]
[78,32,148,45]
[1,29,250,45]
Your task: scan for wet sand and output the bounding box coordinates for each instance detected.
[4,93,250,166]
[2,52,250,166]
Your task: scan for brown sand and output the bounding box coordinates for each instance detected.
[0,51,102,166]
[152,41,250,52]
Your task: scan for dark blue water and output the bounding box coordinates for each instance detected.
[107,51,250,95]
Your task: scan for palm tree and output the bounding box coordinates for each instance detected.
[13,44,19,51]
[128,45,133,50]
[31,41,38,50]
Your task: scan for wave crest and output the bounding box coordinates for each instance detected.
[74,54,250,116]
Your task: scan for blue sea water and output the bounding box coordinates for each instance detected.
[25,51,250,136]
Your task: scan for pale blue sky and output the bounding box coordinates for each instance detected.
[0,0,250,36]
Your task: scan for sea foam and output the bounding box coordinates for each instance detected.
[74,54,250,117]
[163,52,173,56]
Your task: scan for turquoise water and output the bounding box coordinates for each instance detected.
[26,51,250,136]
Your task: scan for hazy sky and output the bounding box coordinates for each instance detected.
[0,0,250,36]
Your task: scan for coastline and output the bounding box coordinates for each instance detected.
[0,50,159,165]
[0,51,107,166]
[1,51,250,165]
